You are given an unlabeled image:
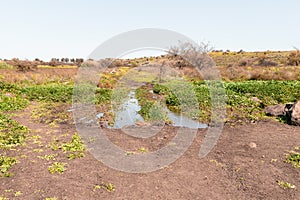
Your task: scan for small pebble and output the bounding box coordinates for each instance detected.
[249,142,257,148]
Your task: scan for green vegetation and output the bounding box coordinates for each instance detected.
[94,183,115,192]
[277,180,296,189]
[44,197,58,200]
[0,156,17,177]
[0,113,29,149]
[60,133,86,160]
[38,154,57,161]
[0,62,14,69]
[286,148,300,168]
[135,86,168,122]
[31,102,71,126]
[48,162,67,174]
[22,84,74,103]
[140,80,300,124]
[49,133,86,160]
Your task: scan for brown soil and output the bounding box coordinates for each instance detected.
[1,102,300,200]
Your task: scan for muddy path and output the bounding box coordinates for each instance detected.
[1,102,300,200]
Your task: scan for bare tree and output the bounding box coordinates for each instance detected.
[168,41,214,70]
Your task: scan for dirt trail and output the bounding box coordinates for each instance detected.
[1,104,300,200]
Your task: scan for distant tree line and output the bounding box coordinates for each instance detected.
[3,57,85,71]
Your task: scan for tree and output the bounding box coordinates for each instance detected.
[168,41,214,70]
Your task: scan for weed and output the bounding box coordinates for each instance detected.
[31,102,72,125]
[0,95,29,111]
[209,159,224,167]
[0,156,17,177]
[60,133,86,160]
[286,151,300,168]
[101,183,115,192]
[277,180,296,189]
[125,151,135,156]
[44,197,58,200]
[33,149,44,153]
[48,162,67,174]
[0,62,14,69]
[38,154,57,161]
[49,133,86,160]
[22,84,73,103]
[137,147,147,153]
[0,113,29,149]
[14,191,22,197]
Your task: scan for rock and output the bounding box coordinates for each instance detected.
[250,97,262,103]
[291,100,300,126]
[265,104,286,116]
[135,121,149,127]
[265,101,300,126]
[249,142,257,149]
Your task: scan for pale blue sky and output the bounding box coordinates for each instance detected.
[0,0,299,60]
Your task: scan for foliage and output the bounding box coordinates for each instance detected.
[48,162,67,174]
[135,86,168,122]
[31,102,71,126]
[38,154,57,161]
[286,149,300,168]
[0,113,29,149]
[60,133,86,160]
[277,180,296,189]
[49,133,86,160]
[0,155,17,177]
[0,62,13,69]
[22,84,74,103]
[151,80,300,124]
[94,183,115,192]
[0,82,29,111]
[287,50,300,66]
[44,197,58,200]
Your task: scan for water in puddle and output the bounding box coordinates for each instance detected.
[97,90,207,129]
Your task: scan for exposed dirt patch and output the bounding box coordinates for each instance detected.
[1,103,300,199]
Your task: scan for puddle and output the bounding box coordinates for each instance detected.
[97,90,207,129]
[111,91,144,128]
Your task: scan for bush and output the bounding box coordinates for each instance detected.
[287,50,300,66]
[0,62,13,69]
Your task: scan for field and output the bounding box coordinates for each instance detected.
[0,51,300,199]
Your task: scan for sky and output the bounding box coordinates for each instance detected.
[0,0,299,61]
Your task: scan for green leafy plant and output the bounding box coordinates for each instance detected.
[0,62,14,69]
[60,133,86,160]
[38,154,57,161]
[277,180,296,189]
[137,147,147,153]
[45,197,58,200]
[0,156,17,177]
[94,182,115,192]
[0,113,29,149]
[48,162,67,174]
[49,133,86,160]
[286,151,300,168]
